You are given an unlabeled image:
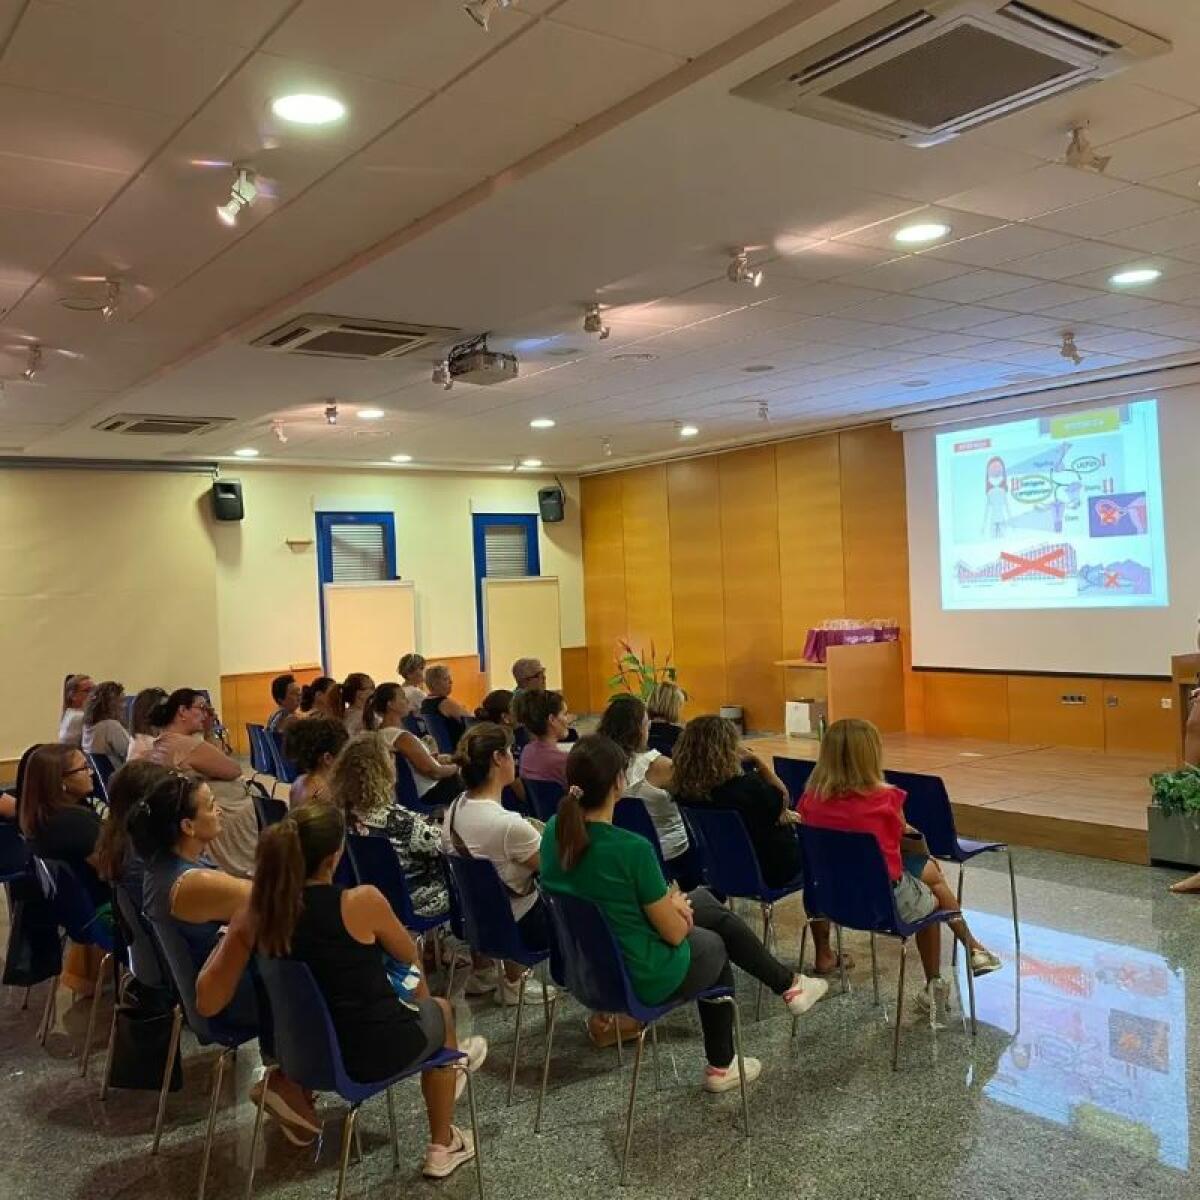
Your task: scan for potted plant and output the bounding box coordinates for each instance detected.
[608,640,680,701]
[1147,765,1200,867]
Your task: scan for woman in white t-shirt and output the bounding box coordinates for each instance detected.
[82,680,132,766]
[364,682,462,810]
[597,694,703,892]
[443,722,550,1006]
[398,653,428,713]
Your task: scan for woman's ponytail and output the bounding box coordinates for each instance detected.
[555,734,628,872]
[555,784,590,871]
[252,819,307,957]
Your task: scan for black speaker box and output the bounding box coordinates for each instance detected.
[211,479,244,522]
[538,485,565,523]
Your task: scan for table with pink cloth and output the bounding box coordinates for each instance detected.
[802,625,900,663]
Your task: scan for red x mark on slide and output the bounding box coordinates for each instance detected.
[1000,548,1069,580]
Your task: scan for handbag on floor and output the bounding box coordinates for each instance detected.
[106,975,182,1092]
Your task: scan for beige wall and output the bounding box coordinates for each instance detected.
[0,468,221,761]
[212,466,584,674]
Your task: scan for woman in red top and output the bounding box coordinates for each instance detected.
[798,719,1001,1022]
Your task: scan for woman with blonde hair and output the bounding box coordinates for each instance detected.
[798,718,1001,1020]
[328,733,450,918]
[398,653,428,712]
[646,681,686,756]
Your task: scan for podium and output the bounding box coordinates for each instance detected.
[775,640,905,735]
[1171,652,1200,765]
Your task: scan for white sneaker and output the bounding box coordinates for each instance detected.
[913,977,952,1029]
[495,972,555,1007]
[463,967,498,995]
[782,974,829,1017]
[970,948,1003,977]
[422,1125,475,1179]
[702,1055,762,1093]
[453,1035,488,1101]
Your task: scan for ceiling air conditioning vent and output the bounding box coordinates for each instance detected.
[731,0,1169,146]
[94,414,235,436]
[250,314,459,360]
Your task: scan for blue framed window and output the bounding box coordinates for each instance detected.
[472,513,540,664]
[315,511,397,670]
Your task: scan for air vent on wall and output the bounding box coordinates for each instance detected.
[731,0,1168,147]
[93,414,235,436]
[250,314,460,360]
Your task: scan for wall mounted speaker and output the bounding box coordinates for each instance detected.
[211,479,244,522]
[538,485,565,523]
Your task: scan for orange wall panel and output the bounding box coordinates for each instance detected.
[1008,674,1104,749]
[1102,678,1178,758]
[580,473,627,712]
[921,672,1010,741]
[620,465,674,665]
[560,646,590,715]
[718,446,784,732]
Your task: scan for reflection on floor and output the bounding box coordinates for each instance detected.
[2,846,1198,1200]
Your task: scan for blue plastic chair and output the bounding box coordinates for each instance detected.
[523,779,563,823]
[679,804,805,1018]
[0,818,29,884]
[536,888,748,1184]
[500,784,527,816]
[402,713,428,739]
[342,833,449,944]
[421,707,458,754]
[797,825,977,1069]
[392,752,440,817]
[251,957,483,1200]
[246,723,275,786]
[443,853,551,1103]
[268,731,301,786]
[886,768,1020,964]
[772,756,815,805]
[612,796,668,875]
[249,780,288,829]
[85,752,117,801]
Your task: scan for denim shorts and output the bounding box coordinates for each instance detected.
[893,869,937,923]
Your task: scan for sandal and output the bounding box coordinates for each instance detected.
[810,953,855,977]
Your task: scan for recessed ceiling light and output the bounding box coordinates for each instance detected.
[530,418,556,429]
[742,364,776,374]
[390,454,413,463]
[271,93,346,126]
[894,222,951,245]
[901,379,930,388]
[357,407,384,420]
[679,424,699,438]
[233,447,260,458]
[519,457,543,468]
[1109,267,1161,286]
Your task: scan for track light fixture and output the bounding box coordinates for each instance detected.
[726,248,763,288]
[432,360,453,390]
[1065,125,1110,174]
[324,401,338,425]
[601,436,613,458]
[22,344,42,381]
[101,279,121,320]
[464,0,511,31]
[583,303,611,340]
[1060,331,1084,366]
[272,420,288,444]
[216,167,258,226]
[758,401,770,422]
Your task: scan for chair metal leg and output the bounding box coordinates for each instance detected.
[335,1106,360,1200]
[1007,848,1021,958]
[242,1064,275,1200]
[619,1027,649,1186]
[21,986,30,1010]
[80,951,112,1076]
[99,994,120,1099]
[614,1012,624,1066]
[835,924,849,995]
[730,998,750,1138]
[507,971,528,1105]
[151,1006,184,1154]
[650,1021,661,1092]
[197,1048,232,1200]
[443,949,457,999]
[534,994,559,1134]
[891,940,908,1072]
[385,1087,400,1172]
[36,976,59,1045]
[870,933,880,1006]
[963,946,977,1038]
[755,904,772,1021]
[539,961,552,1033]
[797,920,809,976]
[464,1062,485,1200]
[952,864,965,967]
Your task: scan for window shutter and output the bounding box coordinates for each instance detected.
[330,523,389,582]
[483,524,530,578]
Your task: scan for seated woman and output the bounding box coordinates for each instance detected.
[19,743,105,905]
[126,687,167,762]
[300,677,344,722]
[196,805,486,1180]
[420,666,472,749]
[798,718,1001,1019]
[341,673,375,737]
[475,689,514,728]
[94,760,172,904]
[147,689,257,879]
[398,653,428,713]
[646,682,686,757]
[518,690,573,787]
[328,733,451,920]
[129,772,318,1142]
[541,736,827,1090]
[82,680,132,767]
[365,684,463,810]
[58,674,95,748]
[285,717,349,810]
[597,696,701,892]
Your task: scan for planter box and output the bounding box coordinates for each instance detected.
[1147,806,1200,868]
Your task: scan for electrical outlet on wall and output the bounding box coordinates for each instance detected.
[1162,698,1174,710]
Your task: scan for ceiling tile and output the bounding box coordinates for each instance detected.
[903,303,1010,332]
[833,255,968,294]
[1101,113,1200,182]
[1108,208,1200,253]
[912,269,1032,303]
[1002,238,1141,281]
[1145,163,1200,199]
[0,151,126,216]
[1039,292,1158,322]
[38,0,297,47]
[838,294,952,325]
[832,206,1003,251]
[980,281,1099,312]
[970,313,1064,340]
[0,206,89,279]
[759,281,890,317]
[921,222,1073,268]
[1032,186,1195,237]
[942,165,1129,222]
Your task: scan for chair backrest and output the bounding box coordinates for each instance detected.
[254,956,347,1094]
[540,888,639,1016]
[38,857,113,950]
[421,708,456,754]
[112,879,166,989]
[797,825,902,935]
[402,714,427,739]
[392,753,437,816]
[524,779,564,823]
[84,753,111,803]
[342,833,419,927]
[0,819,29,882]
[773,756,815,804]
[884,769,958,857]
[249,780,288,829]
[269,731,301,784]
[443,854,541,966]
[246,724,273,775]
[679,804,772,898]
[500,784,527,816]
[612,796,667,873]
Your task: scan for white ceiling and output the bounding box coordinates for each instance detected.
[4,0,1200,471]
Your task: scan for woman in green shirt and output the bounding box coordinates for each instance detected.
[540,735,827,1092]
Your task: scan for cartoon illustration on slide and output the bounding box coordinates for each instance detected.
[982,455,1012,538]
[1089,492,1148,537]
[1077,560,1153,595]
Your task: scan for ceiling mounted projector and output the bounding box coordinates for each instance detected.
[446,332,519,386]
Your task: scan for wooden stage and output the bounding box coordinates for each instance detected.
[749,732,1161,865]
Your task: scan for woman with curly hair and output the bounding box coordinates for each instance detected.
[328,733,450,919]
[82,680,131,766]
[284,716,349,809]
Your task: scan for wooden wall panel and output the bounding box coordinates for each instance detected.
[560,646,590,715]
[666,459,727,719]
[922,672,1011,741]
[219,666,321,755]
[620,465,674,665]
[775,436,845,657]
[1103,679,1177,757]
[1008,675,1104,749]
[580,473,627,713]
[718,446,784,732]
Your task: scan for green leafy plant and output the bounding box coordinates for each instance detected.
[1150,766,1200,816]
[607,639,681,701]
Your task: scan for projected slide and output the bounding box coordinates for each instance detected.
[936,400,1169,610]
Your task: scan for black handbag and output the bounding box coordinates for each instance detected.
[1,876,63,987]
[106,976,182,1092]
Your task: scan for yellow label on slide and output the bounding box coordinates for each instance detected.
[1050,408,1120,437]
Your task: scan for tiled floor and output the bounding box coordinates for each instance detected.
[3,847,1199,1200]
